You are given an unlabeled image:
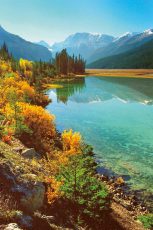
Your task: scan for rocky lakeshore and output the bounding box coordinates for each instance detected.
[98,173,149,230]
[0,138,148,230]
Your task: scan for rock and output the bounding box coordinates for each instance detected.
[132,200,139,206]
[0,163,45,214]
[33,212,55,230]
[41,215,55,222]
[108,178,114,185]
[20,182,45,213]
[24,174,37,181]
[123,203,133,211]
[15,212,33,229]
[100,174,109,181]
[22,148,41,159]
[4,223,23,230]
[13,147,23,154]
[0,164,16,189]
[140,206,147,211]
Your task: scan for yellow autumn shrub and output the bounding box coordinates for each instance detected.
[19,102,56,152]
[62,129,82,154]
[46,176,63,204]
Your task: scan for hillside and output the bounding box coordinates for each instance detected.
[0,26,52,61]
[87,38,153,69]
[87,29,153,64]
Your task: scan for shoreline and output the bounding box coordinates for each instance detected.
[54,125,151,215]
[97,169,150,213]
[85,69,153,78]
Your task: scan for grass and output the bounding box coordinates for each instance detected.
[86,69,153,78]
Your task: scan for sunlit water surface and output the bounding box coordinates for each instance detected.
[47,77,153,208]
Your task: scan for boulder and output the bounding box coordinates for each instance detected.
[20,182,45,213]
[18,215,33,229]
[0,163,45,214]
[4,223,23,230]
[22,148,41,159]
[13,147,23,154]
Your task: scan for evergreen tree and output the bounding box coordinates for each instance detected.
[55,49,85,75]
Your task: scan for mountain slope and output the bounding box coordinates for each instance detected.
[87,38,153,69]
[0,26,52,61]
[35,40,51,49]
[87,30,153,64]
[51,32,115,60]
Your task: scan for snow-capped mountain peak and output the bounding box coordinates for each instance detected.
[114,32,136,42]
[51,32,115,59]
[143,29,153,35]
[119,32,132,38]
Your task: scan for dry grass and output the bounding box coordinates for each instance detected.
[86,69,153,78]
[0,192,18,223]
[42,84,63,89]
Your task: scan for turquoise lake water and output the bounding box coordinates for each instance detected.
[47,76,153,208]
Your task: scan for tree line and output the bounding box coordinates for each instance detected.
[0,43,86,77]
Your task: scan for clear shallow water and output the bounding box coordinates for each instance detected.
[47,77,153,207]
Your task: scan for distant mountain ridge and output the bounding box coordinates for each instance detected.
[50,29,153,65]
[87,29,153,64]
[87,38,153,69]
[1,25,153,67]
[51,32,115,60]
[0,26,52,61]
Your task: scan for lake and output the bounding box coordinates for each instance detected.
[47,76,153,209]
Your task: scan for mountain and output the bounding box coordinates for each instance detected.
[87,29,153,64]
[0,26,52,61]
[36,40,51,49]
[87,38,153,69]
[51,32,115,60]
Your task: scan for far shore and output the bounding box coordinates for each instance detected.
[85,69,153,78]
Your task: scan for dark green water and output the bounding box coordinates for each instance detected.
[47,76,153,208]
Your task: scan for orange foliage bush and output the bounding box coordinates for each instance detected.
[46,177,63,204]
[2,135,12,144]
[19,102,56,152]
[32,93,51,107]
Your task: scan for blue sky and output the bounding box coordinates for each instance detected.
[0,0,153,44]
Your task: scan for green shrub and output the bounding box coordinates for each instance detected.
[57,145,110,221]
[138,214,153,229]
